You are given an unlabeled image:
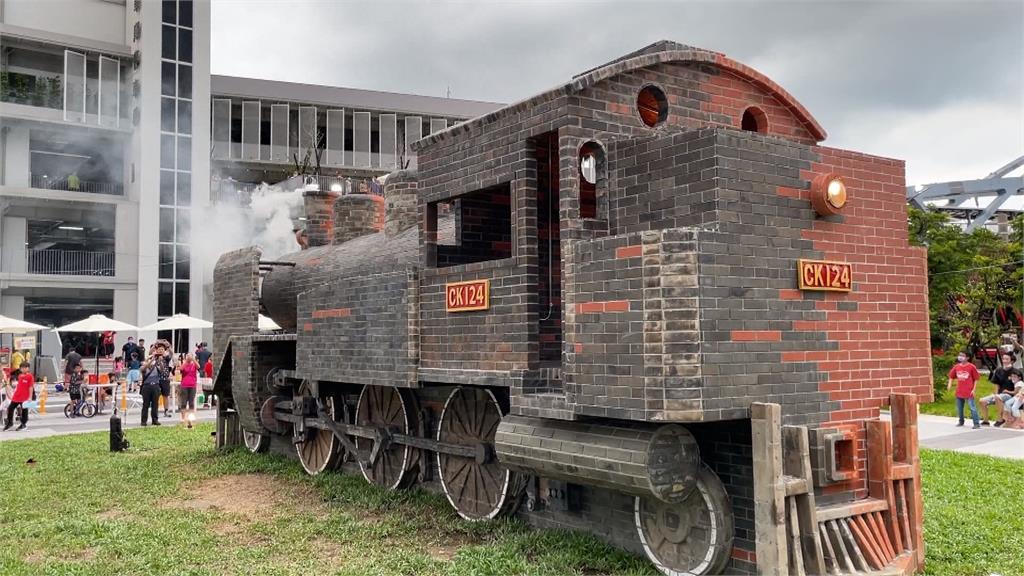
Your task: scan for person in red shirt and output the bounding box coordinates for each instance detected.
[3,361,34,431]
[947,352,981,429]
[202,358,214,409]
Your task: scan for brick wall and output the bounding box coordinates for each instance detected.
[296,268,419,388]
[333,193,383,244]
[212,247,261,379]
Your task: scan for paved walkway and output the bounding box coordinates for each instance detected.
[0,402,217,442]
[906,413,1024,460]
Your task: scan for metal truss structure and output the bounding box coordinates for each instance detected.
[907,154,1024,232]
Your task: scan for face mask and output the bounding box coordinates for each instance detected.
[957,356,967,363]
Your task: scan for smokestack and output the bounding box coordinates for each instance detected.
[385,171,418,238]
[333,193,384,244]
[302,190,338,247]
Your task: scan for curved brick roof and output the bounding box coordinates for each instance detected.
[412,41,826,151]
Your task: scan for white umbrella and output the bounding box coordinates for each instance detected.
[57,314,139,333]
[258,314,281,331]
[141,313,213,331]
[57,315,139,404]
[0,315,48,334]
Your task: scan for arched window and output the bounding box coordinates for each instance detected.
[741,106,768,134]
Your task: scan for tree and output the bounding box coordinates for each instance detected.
[909,207,1023,379]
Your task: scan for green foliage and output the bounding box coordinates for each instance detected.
[909,207,1022,371]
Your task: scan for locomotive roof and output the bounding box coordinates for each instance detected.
[410,40,826,152]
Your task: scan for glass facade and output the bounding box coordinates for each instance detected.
[158,0,193,338]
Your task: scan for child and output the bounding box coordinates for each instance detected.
[947,351,981,429]
[3,361,34,431]
[113,356,125,380]
[1000,371,1024,429]
[67,365,85,417]
[127,352,141,392]
[202,357,214,409]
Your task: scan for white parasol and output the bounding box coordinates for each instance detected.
[57,315,139,408]
[141,313,213,331]
[0,315,48,334]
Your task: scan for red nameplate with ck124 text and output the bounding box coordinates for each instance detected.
[797,259,853,292]
[445,279,490,312]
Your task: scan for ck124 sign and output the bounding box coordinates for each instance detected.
[445,279,490,312]
[797,259,853,292]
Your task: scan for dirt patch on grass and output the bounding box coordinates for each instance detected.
[97,508,126,521]
[166,474,321,519]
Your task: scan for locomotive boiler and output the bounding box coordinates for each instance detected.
[212,41,932,575]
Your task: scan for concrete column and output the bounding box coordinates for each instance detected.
[113,288,138,352]
[0,295,26,320]
[114,202,138,281]
[1,216,27,273]
[2,126,30,188]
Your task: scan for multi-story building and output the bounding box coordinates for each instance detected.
[0,0,499,355]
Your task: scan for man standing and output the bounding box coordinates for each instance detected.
[947,352,982,429]
[64,347,83,385]
[136,339,147,362]
[121,337,138,364]
[196,342,212,371]
[140,342,170,426]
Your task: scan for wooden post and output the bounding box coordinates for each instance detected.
[216,409,241,449]
[890,393,924,568]
[752,402,788,575]
[782,426,826,575]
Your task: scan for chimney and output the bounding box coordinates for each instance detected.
[385,171,418,238]
[333,193,384,244]
[302,190,339,247]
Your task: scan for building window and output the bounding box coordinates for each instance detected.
[637,85,668,128]
[162,0,176,24]
[741,106,768,134]
[431,183,513,268]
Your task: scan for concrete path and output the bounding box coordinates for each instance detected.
[0,402,217,442]
[900,413,1024,460]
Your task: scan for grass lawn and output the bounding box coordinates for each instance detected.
[1,427,1021,575]
[0,424,654,576]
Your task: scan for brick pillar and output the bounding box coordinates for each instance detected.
[302,191,338,247]
[384,170,418,238]
[333,193,383,244]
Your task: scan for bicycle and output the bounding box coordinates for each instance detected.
[64,398,97,419]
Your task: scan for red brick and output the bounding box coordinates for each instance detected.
[731,330,781,342]
[312,307,352,319]
[603,300,630,313]
[615,245,643,259]
[778,289,803,300]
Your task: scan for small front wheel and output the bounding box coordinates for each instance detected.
[81,403,97,418]
[64,403,73,418]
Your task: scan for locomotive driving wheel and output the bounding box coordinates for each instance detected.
[355,385,418,490]
[634,465,734,576]
[242,429,269,453]
[294,384,343,476]
[437,387,525,521]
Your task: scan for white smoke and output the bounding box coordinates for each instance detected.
[194,181,304,280]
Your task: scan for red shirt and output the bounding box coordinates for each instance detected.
[12,373,34,403]
[204,361,213,378]
[949,363,981,399]
[180,363,198,388]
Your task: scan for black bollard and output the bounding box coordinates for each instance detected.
[109,411,129,452]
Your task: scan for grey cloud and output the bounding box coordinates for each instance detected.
[211,0,1022,180]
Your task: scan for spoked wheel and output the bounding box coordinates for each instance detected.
[355,385,418,490]
[294,386,343,476]
[437,387,526,521]
[243,429,270,453]
[82,403,97,418]
[634,465,735,576]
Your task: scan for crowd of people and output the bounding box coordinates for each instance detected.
[947,347,1024,429]
[0,339,215,432]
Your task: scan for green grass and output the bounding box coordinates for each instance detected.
[921,448,1024,576]
[1,427,1021,575]
[0,424,653,576]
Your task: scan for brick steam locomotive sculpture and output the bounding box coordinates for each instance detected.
[213,42,933,575]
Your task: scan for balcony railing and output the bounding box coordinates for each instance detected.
[26,250,115,276]
[30,173,124,196]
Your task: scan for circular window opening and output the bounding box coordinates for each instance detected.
[741,106,768,133]
[637,85,668,127]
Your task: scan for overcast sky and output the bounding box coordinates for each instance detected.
[211,0,1023,186]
